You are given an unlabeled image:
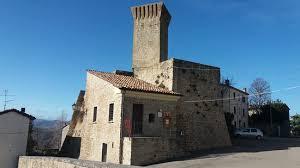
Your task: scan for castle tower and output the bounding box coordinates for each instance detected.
[131,2,171,69]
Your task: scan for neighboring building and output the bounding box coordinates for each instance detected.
[0,108,35,168]
[60,125,69,150]
[64,2,231,166]
[221,80,249,129]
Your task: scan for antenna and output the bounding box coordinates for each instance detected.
[0,90,15,111]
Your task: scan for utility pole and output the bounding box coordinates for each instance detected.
[270,101,273,134]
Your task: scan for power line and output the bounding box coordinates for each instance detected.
[134,65,220,71]
[184,85,300,103]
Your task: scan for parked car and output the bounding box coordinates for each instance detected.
[234,128,264,140]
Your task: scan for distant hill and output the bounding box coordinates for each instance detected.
[33,119,62,129]
[31,119,69,152]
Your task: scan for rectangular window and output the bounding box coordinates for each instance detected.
[234,107,236,114]
[233,92,236,99]
[243,129,250,133]
[251,129,257,133]
[109,103,114,122]
[243,109,245,116]
[242,97,246,102]
[148,113,155,123]
[93,107,97,122]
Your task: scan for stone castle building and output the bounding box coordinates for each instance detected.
[62,2,231,166]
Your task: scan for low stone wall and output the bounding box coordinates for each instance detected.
[18,156,139,168]
[123,137,185,166]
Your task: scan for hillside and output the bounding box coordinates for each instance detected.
[31,119,69,153]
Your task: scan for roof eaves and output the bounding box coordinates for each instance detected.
[119,87,182,96]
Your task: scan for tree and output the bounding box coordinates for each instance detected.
[249,78,271,113]
[290,114,300,136]
[249,100,290,136]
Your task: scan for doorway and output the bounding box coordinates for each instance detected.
[102,143,107,162]
[132,104,144,135]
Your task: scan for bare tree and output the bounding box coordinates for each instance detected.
[249,78,271,112]
[56,111,68,149]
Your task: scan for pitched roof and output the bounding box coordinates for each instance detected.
[88,70,180,96]
[221,84,249,95]
[0,109,36,120]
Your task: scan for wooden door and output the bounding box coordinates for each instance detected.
[132,104,144,135]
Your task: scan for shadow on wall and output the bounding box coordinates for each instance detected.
[59,136,81,159]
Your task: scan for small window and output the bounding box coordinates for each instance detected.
[242,97,246,102]
[109,103,114,122]
[93,107,97,122]
[149,113,155,123]
[233,92,236,99]
[234,107,236,114]
[251,129,257,132]
[243,129,250,133]
[243,109,245,116]
[243,122,246,128]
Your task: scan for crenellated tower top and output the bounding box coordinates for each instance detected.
[131,2,172,69]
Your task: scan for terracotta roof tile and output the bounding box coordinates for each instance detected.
[88,70,180,96]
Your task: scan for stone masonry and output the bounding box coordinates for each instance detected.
[132,2,171,69]
[132,3,231,151]
[62,2,232,166]
[18,156,139,168]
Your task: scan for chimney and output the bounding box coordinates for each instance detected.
[20,108,25,113]
[225,79,230,86]
[244,88,247,93]
[131,2,171,69]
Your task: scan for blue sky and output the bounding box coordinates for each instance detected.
[0,0,299,120]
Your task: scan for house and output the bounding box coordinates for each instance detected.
[60,125,69,150]
[0,108,35,168]
[64,2,231,166]
[221,80,249,129]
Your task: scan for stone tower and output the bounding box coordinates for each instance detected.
[131,2,171,69]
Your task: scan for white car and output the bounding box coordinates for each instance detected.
[234,128,264,140]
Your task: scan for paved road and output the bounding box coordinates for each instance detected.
[148,138,300,168]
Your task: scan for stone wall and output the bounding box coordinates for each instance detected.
[131,3,171,69]
[173,59,231,151]
[121,91,182,165]
[122,91,179,138]
[79,72,123,164]
[134,58,232,151]
[125,137,183,166]
[18,156,138,168]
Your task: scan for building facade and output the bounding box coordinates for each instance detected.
[0,108,35,168]
[64,2,231,166]
[221,81,249,129]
